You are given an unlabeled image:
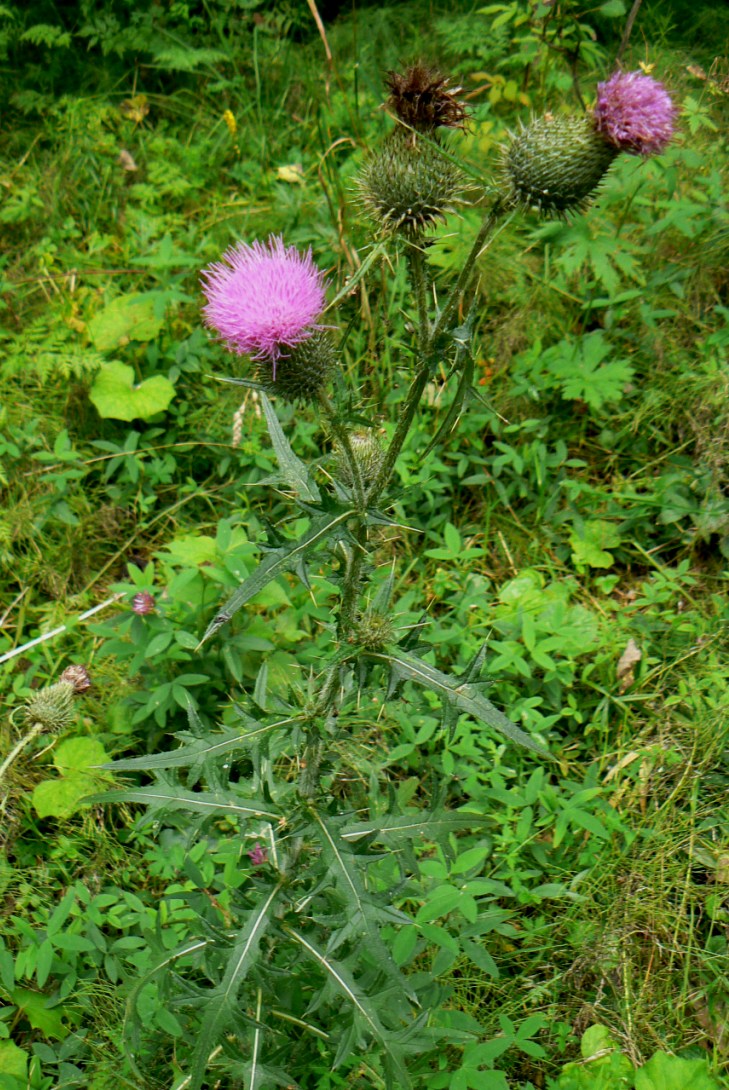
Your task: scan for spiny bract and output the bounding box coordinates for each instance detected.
[255,330,337,404]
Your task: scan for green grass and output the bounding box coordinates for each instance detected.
[1,0,728,1087]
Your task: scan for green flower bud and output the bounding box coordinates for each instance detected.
[351,609,394,651]
[335,430,384,490]
[357,130,468,237]
[501,115,618,217]
[23,681,76,732]
[255,330,337,404]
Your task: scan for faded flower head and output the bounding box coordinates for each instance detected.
[60,664,92,693]
[385,61,468,132]
[247,843,268,867]
[201,236,327,363]
[132,591,156,616]
[594,70,676,156]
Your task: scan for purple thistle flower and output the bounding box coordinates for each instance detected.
[594,70,676,157]
[247,843,268,867]
[201,236,327,369]
[132,591,156,616]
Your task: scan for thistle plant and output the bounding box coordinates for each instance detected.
[104,63,677,1089]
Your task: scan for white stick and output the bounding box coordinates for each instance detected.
[0,593,125,666]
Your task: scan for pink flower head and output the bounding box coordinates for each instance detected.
[201,236,327,365]
[132,591,156,615]
[594,70,676,157]
[247,843,268,867]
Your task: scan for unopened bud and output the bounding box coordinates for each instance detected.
[23,681,76,732]
[502,114,617,217]
[351,609,394,651]
[256,330,337,404]
[358,130,468,237]
[335,431,384,490]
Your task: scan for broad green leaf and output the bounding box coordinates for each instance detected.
[369,650,549,755]
[635,1053,720,1090]
[87,291,165,350]
[95,783,281,822]
[570,520,621,569]
[53,737,110,774]
[199,509,355,645]
[0,1040,27,1078]
[261,393,320,501]
[89,361,175,421]
[32,739,111,819]
[186,884,283,1090]
[11,988,70,1039]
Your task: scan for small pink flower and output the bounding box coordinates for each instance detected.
[594,70,676,157]
[247,843,268,867]
[201,236,327,365]
[132,591,156,615]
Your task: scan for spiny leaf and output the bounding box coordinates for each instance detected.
[94,782,281,822]
[284,927,412,1090]
[102,717,296,772]
[199,509,355,645]
[369,649,550,756]
[124,937,211,1077]
[186,884,283,1090]
[308,809,418,1003]
[340,809,485,843]
[260,392,320,502]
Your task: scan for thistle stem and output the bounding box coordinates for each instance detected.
[432,199,505,341]
[317,390,367,512]
[0,721,45,791]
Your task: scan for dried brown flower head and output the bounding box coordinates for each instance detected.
[384,62,468,133]
[60,664,92,694]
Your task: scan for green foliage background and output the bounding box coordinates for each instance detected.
[0,0,728,1087]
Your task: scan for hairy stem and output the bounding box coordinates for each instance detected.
[432,199,505,340]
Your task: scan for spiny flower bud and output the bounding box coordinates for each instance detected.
[351,609,394,651]
[60,664,92,693]
[23,681,77,732]
[385,62,468,133]
[334,430,384,490]
[501,114,618,217]
[255,330,337,404]
[358,129,468,237]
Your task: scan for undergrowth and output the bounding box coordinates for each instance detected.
[0,0,728,1087]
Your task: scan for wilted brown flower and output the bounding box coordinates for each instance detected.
[60,664,92,693]
[384,62,468,133]
[132,591,156,615]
